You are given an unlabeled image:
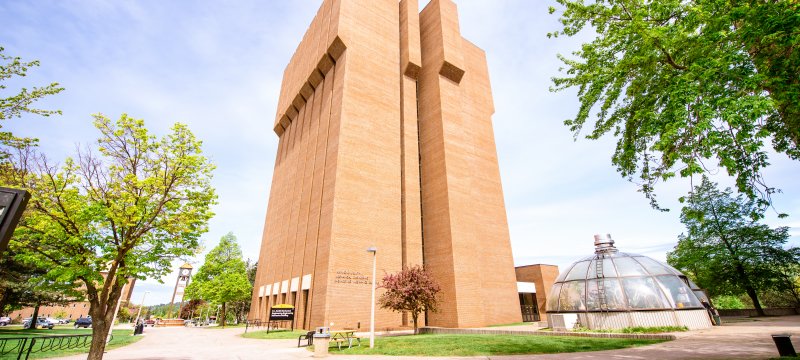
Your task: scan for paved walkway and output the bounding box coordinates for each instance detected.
[55,316,800,360]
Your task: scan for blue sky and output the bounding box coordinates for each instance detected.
[2,0,798,306]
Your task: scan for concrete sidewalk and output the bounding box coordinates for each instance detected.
[55,316,800,359]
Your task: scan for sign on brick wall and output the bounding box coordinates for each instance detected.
[334,269,370,285]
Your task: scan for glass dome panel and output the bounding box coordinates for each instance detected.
[565,261,591,281]
[558,281,586,311]
[656,275,702,309]
[587,258,618,279]
[621,277,671,309]
[613,257,650,276]
[664,263,685,276]
[586,278,626,310]
[555,263,576,283]
[693,290,709,303]
[686,278,701,290]
[546,282,563,311]
[632,256,672,275]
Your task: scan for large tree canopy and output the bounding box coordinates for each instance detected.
[549,0,799,210]
[2,114,216,359]
[667,177,800,316]
[185,232,252,328]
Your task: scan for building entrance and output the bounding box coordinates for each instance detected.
[519,293,540,322]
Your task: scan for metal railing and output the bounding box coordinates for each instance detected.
[0,334,110,360]
[244,319,263,333]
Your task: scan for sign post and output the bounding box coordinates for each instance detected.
[267,304,295,333]
[0,187,30,254]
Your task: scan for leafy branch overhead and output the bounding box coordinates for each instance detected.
[0,46,64,153]
[549,0,800,210]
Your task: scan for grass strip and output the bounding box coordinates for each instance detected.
[323,333,664,356]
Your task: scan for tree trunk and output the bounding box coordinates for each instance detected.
[86,281,124,360]
[27,303,40,330]
[745,285,766,317]
[220,302,226,329]
[732,262,765,317]
[87,316,110,360]
[411,313,418,335]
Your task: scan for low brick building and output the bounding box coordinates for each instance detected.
[515,264,559,322]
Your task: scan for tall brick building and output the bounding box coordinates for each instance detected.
[250,0,521,330]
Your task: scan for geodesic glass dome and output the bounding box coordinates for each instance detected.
[546,235,704,314]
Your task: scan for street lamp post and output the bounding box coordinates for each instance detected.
[367,247,377,348]
[133,291,150,326]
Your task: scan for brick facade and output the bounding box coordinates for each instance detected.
[515,264,559,322]
[250,0,521,330]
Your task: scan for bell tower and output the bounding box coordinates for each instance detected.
[170,263,193,318]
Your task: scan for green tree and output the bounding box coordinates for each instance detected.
[3,114,216,359]
[228,259,257,324]
[146,303,172,318]
[549,0,800,210]
[667,177,800,316]
[378,265,441,334]
[116,306,132,323]
[52,309,68,320]
[0,46,64,157]
[0,249,79,328]
[711,295,746,310]
[185,233,252,328]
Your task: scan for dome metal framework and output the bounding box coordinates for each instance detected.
[545,234,713,330]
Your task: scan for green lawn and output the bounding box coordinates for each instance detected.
[0,328,141,359]
[240,329,308,340]
[321,333,664,356]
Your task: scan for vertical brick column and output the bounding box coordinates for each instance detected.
[418,0,521,327]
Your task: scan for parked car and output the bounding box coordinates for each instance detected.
[144,319,156,327]
[0,317,11,326]
[22,318,54,329]
[74,317,92,329]
[45,317,63,325]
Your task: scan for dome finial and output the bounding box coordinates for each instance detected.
[594,233,617,253]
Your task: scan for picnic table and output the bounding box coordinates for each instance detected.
[329,330,361,349]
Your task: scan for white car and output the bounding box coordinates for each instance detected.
[45,317,61,325]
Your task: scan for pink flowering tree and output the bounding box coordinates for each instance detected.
[378,265,441,334]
